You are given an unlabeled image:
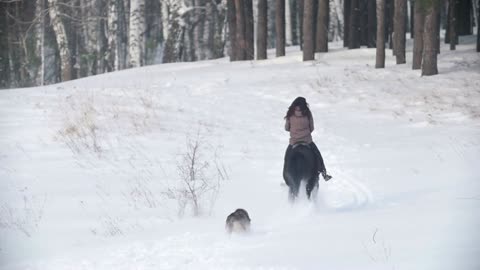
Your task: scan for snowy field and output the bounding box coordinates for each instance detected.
[1,38,479,270]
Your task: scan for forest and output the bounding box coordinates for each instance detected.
[0,0,478,89]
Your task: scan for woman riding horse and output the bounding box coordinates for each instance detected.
[283,97,332,196]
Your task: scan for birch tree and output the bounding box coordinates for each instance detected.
[285,0,293,46]
[107,0,119,71]
[129,0,145,67]
[35,0,46,85]
[48,0,72,81]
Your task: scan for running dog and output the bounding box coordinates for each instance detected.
[225,208,251,234]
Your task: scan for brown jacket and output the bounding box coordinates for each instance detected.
[285,111,314,145]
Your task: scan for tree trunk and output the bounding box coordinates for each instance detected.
[227,0,237,60]
[348,0,360,49]
[448,0,456,50]
[315,0,329,52]
[387,0,394,50]
[235,0,246,60]
[129,0,145,67]
[48,0,72,81]
[422,0,440,76]
[298,0,304,49]
[285,0,293,45]
[107,0,118,71]
[35,0,45,85]
[344,0,351,47]
[303,0,315,60]
[257,0,268,59]
[0,3,10,88]
[244,0,254,60]
[394,0,406,64]
[410,0,414,38]
[477,0,480,52]
[276,0,286,56]
[144,0,163,65]
[412,0,424,70]
[162,4,183,63]
[367,0,376,48]
[376,0,386,68]
[332,0,344,41]
[290,0,299,45]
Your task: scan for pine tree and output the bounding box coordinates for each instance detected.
[412,0,425,69]
[303,0,315,60]
[257,0,268,60]
[394,0,406,64]
[316,0,329,52]
[276,0,286,56]
[422,0,440,76]
[376,0,386,68]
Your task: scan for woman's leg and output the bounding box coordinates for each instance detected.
[310,142,332,181]
[309,142,326,173]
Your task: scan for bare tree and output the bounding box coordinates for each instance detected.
[422,0,440,76]
[376,0,386,68]
[303,0,315,60]
[394,0,406,64]
[412,0,425,70]
[276,0,286,56]
[257,0,268,60]
[166,134,228,217]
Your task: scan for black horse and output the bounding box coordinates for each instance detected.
[285,143,319,201]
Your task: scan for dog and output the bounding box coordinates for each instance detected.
[225,208,251,234]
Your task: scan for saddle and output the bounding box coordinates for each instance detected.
[291,142,311,149]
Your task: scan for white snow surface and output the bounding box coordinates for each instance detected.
[1,39,480,270]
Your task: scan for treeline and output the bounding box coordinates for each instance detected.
[0,0,478,89]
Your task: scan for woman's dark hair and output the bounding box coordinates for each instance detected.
[284,96,312,119]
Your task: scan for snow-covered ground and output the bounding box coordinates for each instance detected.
[1,38,479,270]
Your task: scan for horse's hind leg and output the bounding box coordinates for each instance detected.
[289,184,299,202]
[306,177,319,200]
